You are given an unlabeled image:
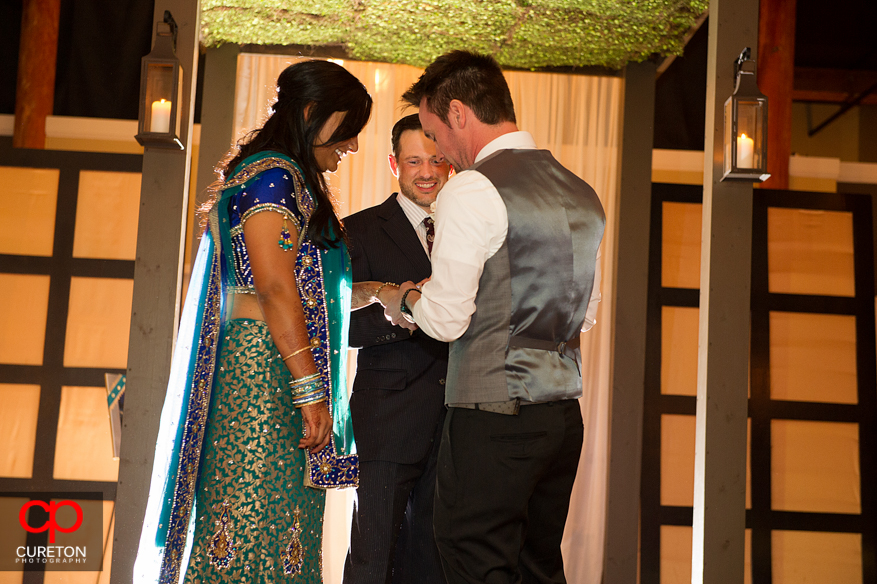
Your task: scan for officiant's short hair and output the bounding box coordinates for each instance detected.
[403,50,516,126]
[391,114,423,157]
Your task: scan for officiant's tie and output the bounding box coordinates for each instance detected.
[423,216,435,255]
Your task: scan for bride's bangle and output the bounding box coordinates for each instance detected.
[281,345,312,362]
[374,282,398,304]
[293,386,327,407]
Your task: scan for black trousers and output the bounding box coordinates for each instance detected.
[343,422,445,584]
[433,400,584,584]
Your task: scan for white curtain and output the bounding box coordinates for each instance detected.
[233,53,622,584]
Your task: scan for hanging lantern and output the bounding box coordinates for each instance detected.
[135,14,184,150]
[722,48,769,181]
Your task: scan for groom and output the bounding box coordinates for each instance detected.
[382,51,605,583]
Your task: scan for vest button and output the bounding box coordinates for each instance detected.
[439,378,446,385]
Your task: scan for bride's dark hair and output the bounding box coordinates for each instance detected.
[220,60,372,248]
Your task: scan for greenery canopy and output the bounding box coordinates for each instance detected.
[201,0,709,70]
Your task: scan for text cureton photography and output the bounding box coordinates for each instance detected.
[0,493,104,572]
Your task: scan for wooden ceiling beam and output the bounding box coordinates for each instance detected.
[795,67,877,91]
[793,67,877,103]
[791,89,877,105]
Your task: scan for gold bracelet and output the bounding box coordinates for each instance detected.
[374,281,398,302]
[294,393,327,408]
[289,372,321,387]
[281,345,312,363]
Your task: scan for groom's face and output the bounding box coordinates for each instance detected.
[418,98,465,171]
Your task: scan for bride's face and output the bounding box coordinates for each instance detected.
[313,111,359,172]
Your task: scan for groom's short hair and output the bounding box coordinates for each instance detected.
[402,50,516,126]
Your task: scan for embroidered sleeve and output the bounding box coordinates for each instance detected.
[237,167,305,236]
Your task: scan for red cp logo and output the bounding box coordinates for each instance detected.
[19,500,83,543]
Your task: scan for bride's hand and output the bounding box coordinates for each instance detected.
[299,401,332,452]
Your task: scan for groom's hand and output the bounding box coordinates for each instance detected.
[383,281,419,331]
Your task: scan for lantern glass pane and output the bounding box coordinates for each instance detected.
[735,100,764,170]
[724,98,733,175]
[144,63,175,134]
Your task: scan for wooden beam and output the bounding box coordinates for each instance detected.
[657,10,710,76]
[794,67,877,93]
[240,44,622,77]
[603,60,656,584]
[13,0,61,149]
[693,0,755,582]
[792,90,877,105]
[111,1,201,582]
[792,67,877,104]
[758,0,797,189]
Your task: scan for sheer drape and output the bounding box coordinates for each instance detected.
[233,53,621,584]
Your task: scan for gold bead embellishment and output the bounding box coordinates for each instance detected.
[281,507,304,576]
[207,503,237,570]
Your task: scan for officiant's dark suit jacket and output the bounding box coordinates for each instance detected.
[343,193,448,583]
[345,193,448,464]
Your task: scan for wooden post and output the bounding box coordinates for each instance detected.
[758,0,797,190]
[603,60,656,584]
[13,0,61,149]
[111,1,201,582]
[693,0,757,582]
[191,44,240,264]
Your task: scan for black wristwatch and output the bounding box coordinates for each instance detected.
[400,287,421,316]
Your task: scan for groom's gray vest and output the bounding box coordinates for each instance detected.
[445,149,605,405]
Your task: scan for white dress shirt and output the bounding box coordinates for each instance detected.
[412,131,602,342]
[395,192,431,256]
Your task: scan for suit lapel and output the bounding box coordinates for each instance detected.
[378,195,432,278]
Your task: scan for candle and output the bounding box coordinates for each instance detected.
[150,99,172,133]
[737,133,754,169]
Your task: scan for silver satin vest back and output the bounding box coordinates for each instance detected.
[445,149,605,404]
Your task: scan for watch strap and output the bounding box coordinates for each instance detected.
[400,287,420,316]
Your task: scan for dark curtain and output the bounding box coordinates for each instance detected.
[53,0,155,119]
[0,2,24,115]
[653,19,708,151]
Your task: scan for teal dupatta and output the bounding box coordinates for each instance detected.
[134,151,357,584]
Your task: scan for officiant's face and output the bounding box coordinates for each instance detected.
[390,129,450,209]
[418,99,465,171]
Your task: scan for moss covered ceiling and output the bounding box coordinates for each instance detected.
[200,0,709,70]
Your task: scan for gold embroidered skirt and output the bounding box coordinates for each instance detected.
[184,319,325,583]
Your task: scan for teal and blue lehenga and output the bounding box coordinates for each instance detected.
[134,152,357,584]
